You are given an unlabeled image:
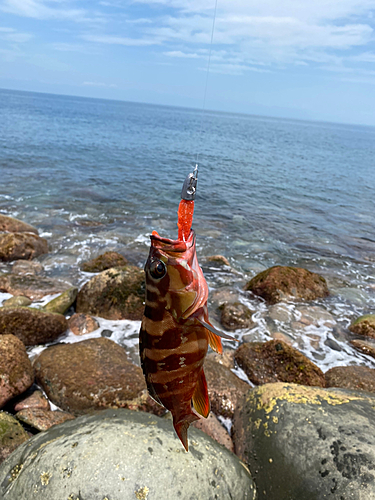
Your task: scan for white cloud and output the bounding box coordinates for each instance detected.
[81,34,160,46]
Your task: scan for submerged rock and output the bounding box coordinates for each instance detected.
[233,383,375,500]
[325,366,375,393]
[81,251,128,272]
[234,340,326,387]
[349,314,375,339]
[245,265,329,304]
[76,265,144,320]
[0,335,34,408]
[0,409,256,500]
[42,287,78,315]
[220,301,255,331]
[0,233,48,262]
[206,254,231,266]
[34,337,146,414]
[11,260,44,276]
[0,273,73,300]
[0,412,29,464]
[0,215,38,235]
[16,408,75,432]
[0,307,68,346]
[68,313,100,336]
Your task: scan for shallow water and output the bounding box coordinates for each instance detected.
[1,88,375,371]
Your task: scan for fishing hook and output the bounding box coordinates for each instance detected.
[181,164,198,201]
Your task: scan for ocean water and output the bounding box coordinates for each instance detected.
[1,88,375,371]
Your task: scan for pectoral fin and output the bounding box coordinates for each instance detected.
[192,369,210,418]
[196,318,238,341]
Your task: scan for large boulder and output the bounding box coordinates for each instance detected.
[42,287,78,314]
[234,340,326,387]
[0,335,34,408]
[245,266,329,304]
[233,383,375,500]
[0,307,68,346]
[0,233,48,261]
[76,265,145,320]
[81,251,128,272]
[0,273,73,300]
[349,314,375,339]
[0,409,256,500]
[0,215,38,234]
[0,412,29,464]
[325,365,375,393]
[34,337,146,414]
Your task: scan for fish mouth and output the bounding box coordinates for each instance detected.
[150,230,195,253]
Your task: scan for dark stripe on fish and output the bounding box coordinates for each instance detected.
[143,305,165,322]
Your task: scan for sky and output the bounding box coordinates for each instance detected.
[1,0,375,125]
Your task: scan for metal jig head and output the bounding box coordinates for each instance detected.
[181,164,198,201]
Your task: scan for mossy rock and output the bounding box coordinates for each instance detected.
[234,340,326,387]
[245,266,329,304]
[0,412,29,464]
[76,265,144,320]
[2,296,31,308]
[349,314,375,339]
[42,287,78,315]
[0,233,48,262]
[81,251,128,273]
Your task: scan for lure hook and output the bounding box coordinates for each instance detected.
[181,164,198,201]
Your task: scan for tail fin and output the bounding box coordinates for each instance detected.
[173,413,199,452]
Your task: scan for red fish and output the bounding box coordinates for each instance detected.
[139,167,234,451]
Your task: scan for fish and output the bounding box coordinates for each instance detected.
[139,166,235,451]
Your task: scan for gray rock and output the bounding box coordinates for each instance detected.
[0,409,256,500]
[2,296,32,308]
[11,260,44,276]
[42,287,78,315]
[233,382,375,500]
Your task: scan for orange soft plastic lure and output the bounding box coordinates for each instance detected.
[177,199,195,241]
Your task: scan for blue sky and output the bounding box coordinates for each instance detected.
[1,0,375,125]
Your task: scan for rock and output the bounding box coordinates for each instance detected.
[0,409,256,500]
[204,355,249,419]
[68,313,100,336]
[0,412,29,464]
[120,389,167,417]
[0,273,73,300]
[14,390,50,412]
[0,214,38,234]
[0,307,68,346]
[11,260,44,276]
[349,314,375,339]
[81,251,128,272]
[2,295,31,307]
[192,412,234,452]
[234,340,326,387]
[245,265,329,304]
[0,233,48,262]
[42,287,78,315]
[0,335,34,408]
[220,302,255,330]
[325,366,375,393]
[233,383,375,500]
[206,254,231,266]
[34,338,146,414]
[16,408,75,431]
[76,265,145,320]
[351,339,375,359]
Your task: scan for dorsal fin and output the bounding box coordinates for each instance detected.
[192,369,210,418]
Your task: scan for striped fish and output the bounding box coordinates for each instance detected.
[139,228,230,451]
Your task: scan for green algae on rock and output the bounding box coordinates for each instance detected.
[233,383,375,500]
[0,412,30,465]
[42,287,78,315]
[349,314,375,339]
[2,296,32,308]
[0,409,256,500]
[245,265,329,304]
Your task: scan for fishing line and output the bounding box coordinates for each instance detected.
[194,0,219,168]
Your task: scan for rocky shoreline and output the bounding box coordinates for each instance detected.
[1,214,375,499]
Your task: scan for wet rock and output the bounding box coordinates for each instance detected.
[204,355,249,419]
[351,339,375,359]
[2,295,31,308]
[0,335,34,408]
[296,305,336,327]
[0,307,68,346]
[192,412,234,452]
[121,389,167,417]
[34,337,146,414]
[0,412,29,464]
[11,260,44,276]
[42,287,78,315]
[325,366,375,393]
[0,409,256,500]
[68,313,100,336]
[245,265,329,304]
[349,314,375,339]
[233,382,375,500]
[268,303,293,323]
[81,251,128,272]
[206,254,231,266]
[0,273,73,300]
[0,214,38,235]
[76,265,144,320]
[0,233,48,262]
[16,408,75,432]
[234,340,326,387]
[220,301,255,330]
[14,390,50,412]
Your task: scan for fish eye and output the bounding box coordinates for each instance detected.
[149,259,167,280]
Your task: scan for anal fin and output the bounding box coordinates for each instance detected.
[192,369,210,418]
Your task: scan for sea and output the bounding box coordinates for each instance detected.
[1,87,375,373]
